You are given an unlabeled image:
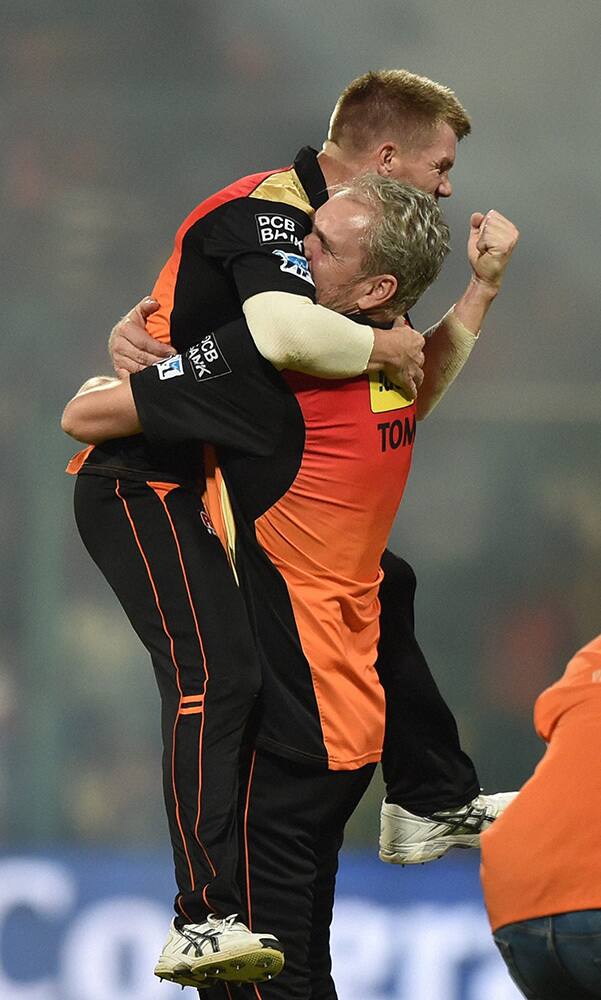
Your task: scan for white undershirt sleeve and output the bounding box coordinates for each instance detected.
[242,291,374,378]
[416,307,479,420]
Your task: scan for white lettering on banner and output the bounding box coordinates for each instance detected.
[331,900,523,1000]
[467,959,526,1000]
[330,900,395,1000]
[0,857,523,1000]
[398,905,493,1000]
[0,859,181,1000]
[0,858,76,1000]
[60,899,174,1000]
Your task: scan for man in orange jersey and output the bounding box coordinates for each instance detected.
[481,634,601,1000]
[64,177,450,999]
[107,69,520,869]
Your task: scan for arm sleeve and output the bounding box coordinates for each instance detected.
[204,198,319,301]
[243,291,374,377]
[416,307,479,420]
[130,321,282,457]
[204,199,375,376]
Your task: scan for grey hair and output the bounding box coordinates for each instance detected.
[332,174,450,314]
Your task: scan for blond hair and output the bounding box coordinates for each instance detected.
[333,175,450,314]
[329,69,471,152]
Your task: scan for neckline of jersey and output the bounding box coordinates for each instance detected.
[293,147,329,210]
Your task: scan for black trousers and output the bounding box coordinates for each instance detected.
[377,550,480,813]
[74,474,262,923]
[74,473,479,927]
[204,750,376,1000]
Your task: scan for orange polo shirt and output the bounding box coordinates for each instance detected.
[481,634,601,931]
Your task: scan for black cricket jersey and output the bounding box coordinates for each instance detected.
[131,318,417,770]
[72,147,327,483]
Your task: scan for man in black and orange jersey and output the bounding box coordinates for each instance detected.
[64,176,451,999]
[108,69,519,867]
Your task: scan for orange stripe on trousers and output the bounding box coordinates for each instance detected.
[115,481,196,894]
[148,482,218,907]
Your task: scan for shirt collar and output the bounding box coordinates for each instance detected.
[344,310,395,330]
[293,147,329,210]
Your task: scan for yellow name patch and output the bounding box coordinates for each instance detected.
[368,372,413,413]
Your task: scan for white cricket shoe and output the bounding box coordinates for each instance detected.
[154,914,284,989]
[379,791,518,865]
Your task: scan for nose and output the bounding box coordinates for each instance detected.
[304,233,315,260]
[437,176,453,198]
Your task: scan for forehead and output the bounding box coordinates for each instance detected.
[314,193,371,231]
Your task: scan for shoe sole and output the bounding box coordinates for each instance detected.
[155,945,285,987]
[379,835,480,865]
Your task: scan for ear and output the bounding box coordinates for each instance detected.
[356,274,398,311]
[374,142,399,177]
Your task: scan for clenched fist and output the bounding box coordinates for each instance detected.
[468,210,519,292]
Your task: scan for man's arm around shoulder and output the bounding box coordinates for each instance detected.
[61,377,140,444]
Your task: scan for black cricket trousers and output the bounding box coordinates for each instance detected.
[204,749,375,1000]
[74,473,480,928]
[378,550,480,813]
[74,472,261,923]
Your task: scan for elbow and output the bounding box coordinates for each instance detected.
[61,402,76,438]
[61,400,91,442]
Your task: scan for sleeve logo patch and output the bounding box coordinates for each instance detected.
[368,371,414,412]
[186,335,231,382]
[155,355,184,380]
[255,213,304,251]
[272,250,314,286]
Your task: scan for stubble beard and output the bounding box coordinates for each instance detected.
[315,281,361,317]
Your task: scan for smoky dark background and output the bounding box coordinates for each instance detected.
[2,0,600,849]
